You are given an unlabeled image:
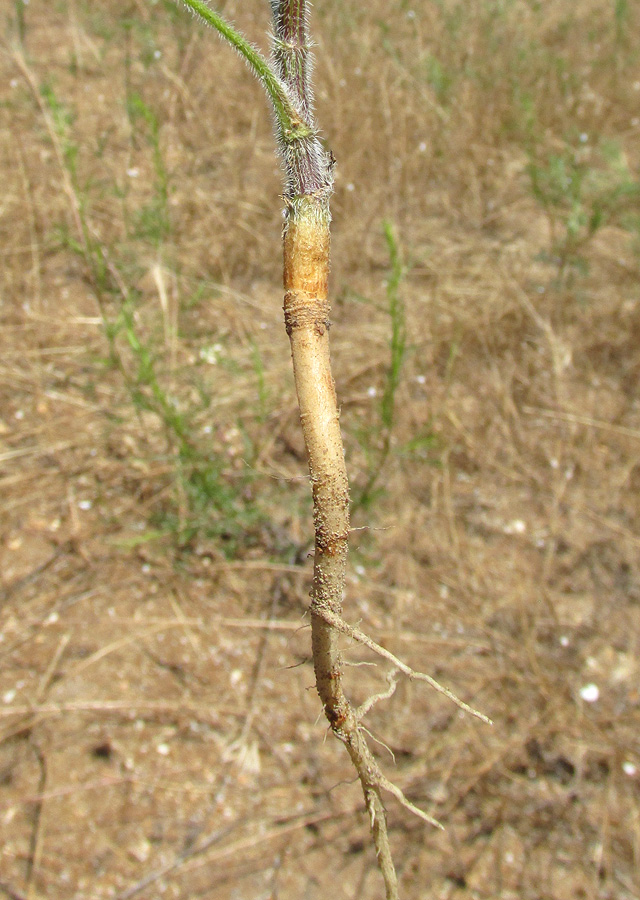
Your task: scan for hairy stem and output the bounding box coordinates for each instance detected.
[180,0,310,140]
[271,0,331,198]
[271,0,312,117]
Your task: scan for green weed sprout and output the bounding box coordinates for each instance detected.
[19,60,259,553]
[528,137,640,281]
[353,221,408,513]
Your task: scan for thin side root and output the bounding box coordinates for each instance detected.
[314,605,493,726]
[377,773,444,830]
[359,723,396,763]
[356,668,399,720]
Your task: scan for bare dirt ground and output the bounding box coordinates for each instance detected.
[1,1,639,898]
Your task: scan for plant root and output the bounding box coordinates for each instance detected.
[313,603,493,726]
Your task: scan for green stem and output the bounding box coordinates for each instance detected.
[272,0,312,117]
[271,1,332,200]
[179,0,310,140]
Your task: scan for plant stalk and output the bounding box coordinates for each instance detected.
[171,3,466,895]
[275,3,399,896]
[181,0,311,141]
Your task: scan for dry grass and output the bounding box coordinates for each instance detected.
[1,0,639,897]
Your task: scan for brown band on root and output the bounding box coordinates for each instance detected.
[283,290,331,335]
[317,535,349,556]
[313,528,349,557]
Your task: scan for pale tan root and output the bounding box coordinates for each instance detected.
[282,196,485,900]
[283,197,403,897]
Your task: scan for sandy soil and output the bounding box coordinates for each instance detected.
[1,1,639,898]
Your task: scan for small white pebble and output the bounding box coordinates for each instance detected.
[3,690,16,704]
[156,743,170,756]
[78,499,92,511]
[622,761,637,777]
[127,167,139,178]
[560,635,570,647]
[346,182,355,192]
[415,374,426,384]
[418,141,427,153]
[367,386,377,398]
[45,611,59,625]
[580,683,600,703]
[153,49,162,59]
[3,807,16,825]
[504,519,526,534]
[354,564,366,577]
[10,79,18,88]
[141,563,151,574]
[579,132,588,143]
[14,410,24,420]
[230,669,243,686]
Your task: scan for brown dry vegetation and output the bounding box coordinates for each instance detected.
[1,1,640,898]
